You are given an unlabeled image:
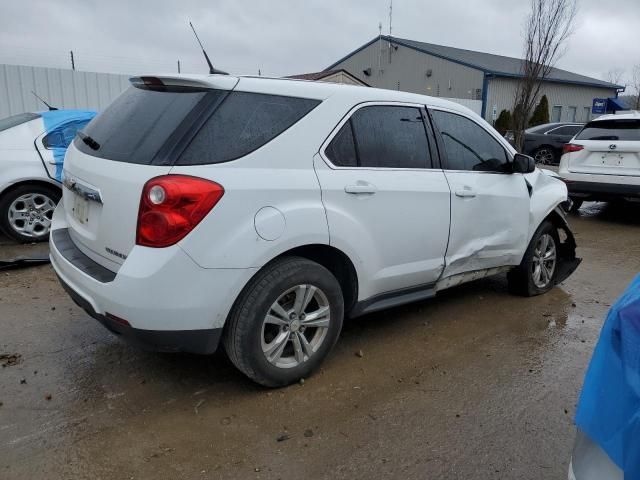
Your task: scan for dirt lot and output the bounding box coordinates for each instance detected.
[1,202,639,480]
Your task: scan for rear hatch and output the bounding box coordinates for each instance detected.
[567,118,640,176]
[60,75,238,269]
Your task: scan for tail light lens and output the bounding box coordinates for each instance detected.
[563,143,584,154]
[136,175,224,248]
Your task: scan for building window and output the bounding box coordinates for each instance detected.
[568,106,577,122]
[551,105,562,123]
[583,107,591,122]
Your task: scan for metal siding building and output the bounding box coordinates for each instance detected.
[0,64,130,118]
[328,36,620,123]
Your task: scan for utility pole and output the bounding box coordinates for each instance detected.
[177,60,181,73]
[70,50,75,71]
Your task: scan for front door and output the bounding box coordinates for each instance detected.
[315,103,451,300]
[429,108,530,278]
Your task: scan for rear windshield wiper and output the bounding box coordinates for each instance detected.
[77,131,100,151]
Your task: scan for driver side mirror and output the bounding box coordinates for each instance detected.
[512,153,536,174]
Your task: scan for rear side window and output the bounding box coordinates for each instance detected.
[177,93,320,165]
[550,125,581,136]
[325,105,431,169]
[75,86,211,164]
[576,119,640,141]
[325,122,357,167]
[431,110,509,172]
[0,112,41,132]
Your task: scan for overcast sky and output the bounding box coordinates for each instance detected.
[0,0,638,86]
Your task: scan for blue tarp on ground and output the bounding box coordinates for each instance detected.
[575,274,640,480]
[40,110,96,181]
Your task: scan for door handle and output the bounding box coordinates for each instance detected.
[455,188,476,198]
[345,183,377,194]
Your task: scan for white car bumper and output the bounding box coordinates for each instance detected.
[49,225,256,354]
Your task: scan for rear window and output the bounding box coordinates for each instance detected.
[76,86,319,165]
[0,112,41,132]
[176,92,320,165]
[75,86,211,164]
[576,119,640,141]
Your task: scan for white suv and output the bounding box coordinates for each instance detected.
[559,111,640,210]
[50,75,580,386]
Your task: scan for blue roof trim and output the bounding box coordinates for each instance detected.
[327,36,622,90]
[486,71,622,90]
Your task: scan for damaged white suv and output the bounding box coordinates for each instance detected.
[50,75,580,386]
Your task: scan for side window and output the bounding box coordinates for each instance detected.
[551,126,581,136]
[43,120,90,149]
[431,110,509,172]
[325,121,357,167]
[178,92,320,165]
[349,105,431,168]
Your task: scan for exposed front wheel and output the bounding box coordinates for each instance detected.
[0,184,60,243]
[508,220,560,296]
[223,257,344,387]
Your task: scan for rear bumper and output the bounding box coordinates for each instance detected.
[565,180,640,199]
[56,271,223,354]
[49,220,257,354]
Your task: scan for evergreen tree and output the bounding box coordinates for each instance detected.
[528,95,550,127]
[495,109,512,135]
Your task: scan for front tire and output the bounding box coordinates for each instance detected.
[223,257,344,387]
[0,184,60,243]
[508,220,560,297]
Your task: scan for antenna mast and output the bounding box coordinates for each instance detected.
[189,21,228,75]
[389,0,393,37]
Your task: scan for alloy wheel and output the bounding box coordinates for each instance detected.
[261,284,331,369]
[531,233,557,288]
[7,193,56,239]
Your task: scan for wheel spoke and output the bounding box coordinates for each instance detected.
[292,332,304,363]
[297,332,314,358]
[300,285,317,314]
[532,264,542,285]
[270,301,289,320]
[264,314,287,326]
[539,235,549,255]
[302,305,330,328]
[292,285,312,315]
[264,331,289,363]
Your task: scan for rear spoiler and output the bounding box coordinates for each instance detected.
[129,75,239,91]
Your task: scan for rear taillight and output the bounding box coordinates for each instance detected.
[563,143,584,154]
[136,175,224,248]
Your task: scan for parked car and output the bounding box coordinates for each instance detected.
[559,112,640,211]
[522,122,584,165]
[49,75,580,387]
[0,109,96,242]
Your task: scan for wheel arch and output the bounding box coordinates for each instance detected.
[0,178,61,200]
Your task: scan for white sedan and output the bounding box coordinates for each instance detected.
[0,109,95,242]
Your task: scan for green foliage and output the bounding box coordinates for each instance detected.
[528,95,550,127]
[494,109,512,134]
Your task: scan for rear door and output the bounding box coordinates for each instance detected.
[568,118,640,176]
[429,108,530,277]
[314,103,450,298]
[60,79,236,269]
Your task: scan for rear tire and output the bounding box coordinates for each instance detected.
[0,184,60,243]
[223,256,344,387]
[508,220,560,297]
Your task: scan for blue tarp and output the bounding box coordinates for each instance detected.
[40,110,96,181]
[576,274,640,479]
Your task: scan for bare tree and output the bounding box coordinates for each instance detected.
[604,67,625,86]
[512,0,577,152]
[631,64,640,110]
